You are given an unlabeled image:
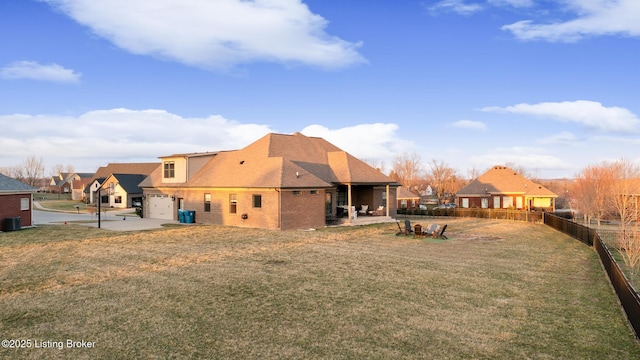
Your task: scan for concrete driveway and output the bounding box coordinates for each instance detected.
[33,204,178,231]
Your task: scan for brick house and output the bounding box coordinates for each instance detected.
[0,173,37,231]
[456,165,557,211]
[397,187,421,209]
[140,132,398,230]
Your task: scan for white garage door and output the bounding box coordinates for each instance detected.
[148,194,174,220]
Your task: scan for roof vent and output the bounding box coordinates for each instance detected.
[239,160,245,165]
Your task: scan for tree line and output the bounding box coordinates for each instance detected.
[0,155,74,188]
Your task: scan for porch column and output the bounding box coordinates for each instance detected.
[347,184,353,223]
[386,184,390,217]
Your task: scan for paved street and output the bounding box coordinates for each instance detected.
[33,203,177,231]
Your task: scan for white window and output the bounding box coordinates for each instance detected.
[516,197,523,209]
[481,198,488,209]
[21,198,29,210]
[503,196,513,208]
[493,196,500,209]
[462,198,469,208]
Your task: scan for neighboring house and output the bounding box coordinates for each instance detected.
[456,165,558,211]
[140,132,398,230]
[49,172,94,200]
[99,174,147,208]
[397,187,421,209]
[0,173,37,231]
[85,163,160,204]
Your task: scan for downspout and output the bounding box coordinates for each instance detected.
[276,188,281,230]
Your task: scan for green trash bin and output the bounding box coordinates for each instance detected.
[178,209,186,223]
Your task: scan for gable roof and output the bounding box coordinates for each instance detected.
[92,163,160,180]
[142,132,395,189]
[0,173,37,193]
[457,165,557,197]
[103,174,147,194]
[397,187,420,199]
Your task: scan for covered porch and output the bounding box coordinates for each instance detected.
[325,183,397,226]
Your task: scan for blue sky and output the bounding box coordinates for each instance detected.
[1,0,639,179]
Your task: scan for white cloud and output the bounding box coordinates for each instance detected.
[502,0,640,41]
[0,109,274,170]
[537,131,579,145]
[427,0,484,15]
[43,0,366,71]
[0,61,81,83]
[450,119,487,130]
[488,0,533,7]
[470,146,572,171]
[301,123,414,165]
[481,100,640,132]
[0,109,411,173]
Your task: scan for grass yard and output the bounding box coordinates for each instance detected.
[1,218,639,359]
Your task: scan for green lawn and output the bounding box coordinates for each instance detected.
[1,219,638,359]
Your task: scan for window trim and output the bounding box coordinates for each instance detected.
[20,197,29,211]
[252,194,262,208]
[163,161,175,178]
[204,193,211,213]
[229,194,237,214]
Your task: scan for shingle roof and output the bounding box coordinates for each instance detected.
[142,132,395,189]
[93,163,160,180]
[109,174,147,193]
[457,165,557,197]
[397,187,420,199]
[0,173,37,193]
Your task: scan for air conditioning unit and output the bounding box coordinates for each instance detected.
[3,217,21,231]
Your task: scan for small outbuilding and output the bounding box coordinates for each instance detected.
[0,173,37,231]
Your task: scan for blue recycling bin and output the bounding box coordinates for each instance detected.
[184,210,195,224]
[178,209,186,223]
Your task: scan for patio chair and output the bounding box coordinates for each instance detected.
[435,224,448,239]
[396,220,413,236]
[430,225,441,238]
[423,224,438,237]
[404,219,413,235]
[374,205,385,216]
[358,205,369,216]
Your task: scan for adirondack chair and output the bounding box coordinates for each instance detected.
[435,224,448,239]
[423,224,438,237]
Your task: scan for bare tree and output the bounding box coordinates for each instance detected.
[23,155,46,187]
[570,163,613,226]
[51,164,65,177]
[606,159,640,285]
[427,160,465,204]
[51,163,75,176]
[504,162,532,179]
[391,152,423,188]
[608,160,640,231]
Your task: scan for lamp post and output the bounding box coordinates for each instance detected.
[97,187,101,229]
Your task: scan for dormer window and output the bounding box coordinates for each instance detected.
[164,161,175,178]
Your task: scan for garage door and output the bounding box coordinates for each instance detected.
[148,194,174,220]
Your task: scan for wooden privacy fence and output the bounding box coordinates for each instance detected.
[544,213,640,339]
[399,208,544,223]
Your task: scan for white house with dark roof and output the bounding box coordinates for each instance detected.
[456,165,558,211]
[99,173,148,208]
[0,173,37,231]
[140,132,399,230]
[85,162,160,204]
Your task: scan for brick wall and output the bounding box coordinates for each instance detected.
[0,193,32,231]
